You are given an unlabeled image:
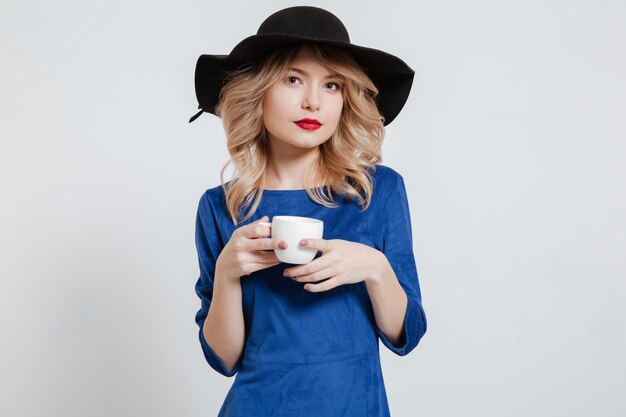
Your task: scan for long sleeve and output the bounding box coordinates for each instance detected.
[194,191,241,377]
[376,173,427,356]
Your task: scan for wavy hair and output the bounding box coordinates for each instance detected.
[215,42,385,225]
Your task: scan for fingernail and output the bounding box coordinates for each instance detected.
[283,270,290,277]
[278,241,287,250]
[300,240,308,246]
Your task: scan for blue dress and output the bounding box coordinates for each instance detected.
[194,164,427,417]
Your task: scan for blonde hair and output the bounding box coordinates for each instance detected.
[215,42,385,225]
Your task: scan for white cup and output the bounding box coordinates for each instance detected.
[258,216,324,264]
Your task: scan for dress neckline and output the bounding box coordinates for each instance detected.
[261,188,309,194]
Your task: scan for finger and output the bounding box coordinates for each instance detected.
[289,265,336,283]
[239,216,272,239]
[283,256,333,279]
[304,277,342,293]
[253,260,282,269]
[255,251,281,263]
[243,261,282,277]
[298,238,329,253]
[245,237,287,252]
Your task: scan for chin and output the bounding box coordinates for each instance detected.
[291,142,324,150]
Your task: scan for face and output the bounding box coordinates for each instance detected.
[262,45,344,152]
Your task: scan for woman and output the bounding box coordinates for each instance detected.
[190,6,427,416]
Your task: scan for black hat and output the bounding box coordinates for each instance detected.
[190,6,415,126]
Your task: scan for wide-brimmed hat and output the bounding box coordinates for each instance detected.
[189,6,415,126]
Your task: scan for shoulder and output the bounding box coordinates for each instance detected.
[201,182,227,202]
[371,164,404,182]
[370,164,405,198]
[197,182,229,219]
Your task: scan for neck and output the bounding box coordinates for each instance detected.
[263,143,320,190]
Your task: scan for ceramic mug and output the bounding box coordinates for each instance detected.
[258,216,324,264]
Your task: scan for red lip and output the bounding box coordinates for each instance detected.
[295,118,321,125]
[294,118,322,130]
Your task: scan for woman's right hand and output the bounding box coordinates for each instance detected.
[215,216,287,284]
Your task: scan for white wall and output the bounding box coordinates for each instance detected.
[1,1,624,416]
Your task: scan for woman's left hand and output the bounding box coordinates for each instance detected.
[282,238,387,292]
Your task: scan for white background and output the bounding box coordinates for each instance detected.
[1,1,625,416]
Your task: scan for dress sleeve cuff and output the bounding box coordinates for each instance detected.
[376,296,427,356]
[198,323,241,377]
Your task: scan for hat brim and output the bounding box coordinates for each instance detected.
[193,35,414,126]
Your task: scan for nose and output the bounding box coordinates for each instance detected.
[301,85,320,111]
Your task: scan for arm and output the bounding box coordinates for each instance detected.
[366,173,427,355]
[195,194,283,376]
[365,258,408,347]
[201,266,245,375]
[194,192,244,377]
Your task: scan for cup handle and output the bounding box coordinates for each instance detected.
[258,221,272,227]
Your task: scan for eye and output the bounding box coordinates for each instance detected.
[286,76,302,85]
[325,82,342,91]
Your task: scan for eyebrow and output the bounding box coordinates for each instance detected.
[288,67,341,80]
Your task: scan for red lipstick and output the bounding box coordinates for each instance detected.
[294,118,322,130]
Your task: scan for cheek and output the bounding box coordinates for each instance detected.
[262,94,274,116]
[262,96,280,128]
[264,91,297,117]
[328,99,344,127]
